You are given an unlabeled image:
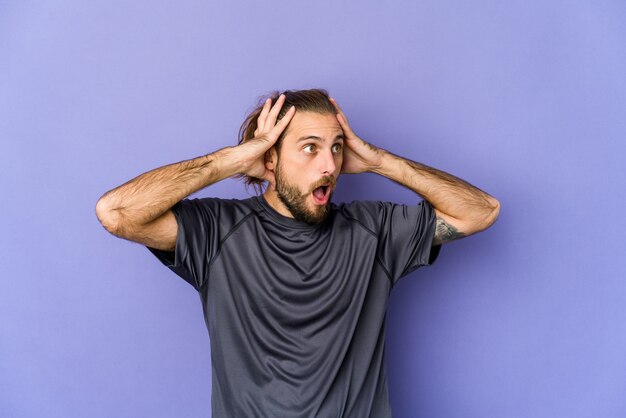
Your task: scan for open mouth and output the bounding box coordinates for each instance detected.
[312,185,331,205]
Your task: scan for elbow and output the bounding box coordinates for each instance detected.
[465,196,500,235]
[95,195,124,236]
[482,196,501,230]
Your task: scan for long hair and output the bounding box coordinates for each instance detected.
[237,88,336,193]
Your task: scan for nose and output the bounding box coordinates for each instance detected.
[319,149,336,176]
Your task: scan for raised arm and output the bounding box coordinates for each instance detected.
[370,154,499,245]
[95,95,295,250]
[330,98,500,246]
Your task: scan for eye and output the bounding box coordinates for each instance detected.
[303,144,316,154]
[332,143,343,153]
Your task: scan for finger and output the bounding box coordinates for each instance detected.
[329,98,355,137]
[329,97,349,124]
[271,105,296,136]
[256,98,272,134]
[335,111,356,138]
[265,94,286,130]
[252,106,294,147]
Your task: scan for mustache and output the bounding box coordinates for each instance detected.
[310,175,337,193]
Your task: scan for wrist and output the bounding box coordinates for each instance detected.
[211,146,245,179]
[369,149,396,177]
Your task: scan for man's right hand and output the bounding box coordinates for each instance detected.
[234,94,296,186]
[96,94,296,250]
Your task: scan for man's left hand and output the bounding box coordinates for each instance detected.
[330,98,384,174]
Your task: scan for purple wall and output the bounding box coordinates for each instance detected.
[2,1,625,417]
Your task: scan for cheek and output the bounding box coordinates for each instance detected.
[285,166,310,187]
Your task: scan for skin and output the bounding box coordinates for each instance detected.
[328,98,500,245]
[263,111,344,224]
[95,94,500,251]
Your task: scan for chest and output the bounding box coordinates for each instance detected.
[206,221,380,330]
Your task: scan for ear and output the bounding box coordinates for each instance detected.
[264,147,277,171]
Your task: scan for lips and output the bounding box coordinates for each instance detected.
[312,184,331,205]
[310,176,336,205]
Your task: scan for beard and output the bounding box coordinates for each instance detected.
[274,161,334,225]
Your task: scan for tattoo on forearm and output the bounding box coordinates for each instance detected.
[434,217,466,245]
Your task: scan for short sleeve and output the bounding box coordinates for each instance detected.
[147,198,220,290]
[376,200,441,285]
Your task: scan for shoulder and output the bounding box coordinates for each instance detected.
[333,200,395,232]
[333,199,434,231]
[174,196,259,227]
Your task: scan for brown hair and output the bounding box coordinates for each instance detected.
[237,88,336,192]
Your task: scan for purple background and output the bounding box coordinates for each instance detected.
[2,1,625,417]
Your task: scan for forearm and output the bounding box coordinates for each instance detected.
[372,151,500,234]
[330,97,499,242]
[96,147,240,230]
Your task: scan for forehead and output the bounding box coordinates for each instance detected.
[282,111,342,143]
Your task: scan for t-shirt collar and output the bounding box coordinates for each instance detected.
[255,195,326,230]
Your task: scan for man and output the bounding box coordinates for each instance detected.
[96,89,499,417]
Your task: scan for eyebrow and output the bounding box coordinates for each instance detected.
[296,134,344,143]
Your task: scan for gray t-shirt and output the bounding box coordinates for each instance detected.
[148,195,440,417]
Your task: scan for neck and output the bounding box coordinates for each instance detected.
[263,186,294,218]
